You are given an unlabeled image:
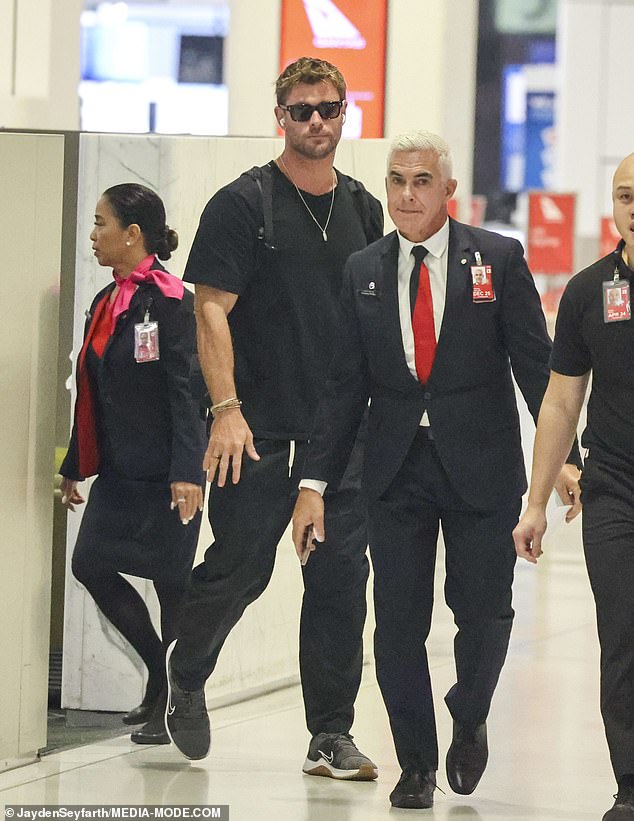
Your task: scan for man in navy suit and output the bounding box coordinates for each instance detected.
[292,131,582,809]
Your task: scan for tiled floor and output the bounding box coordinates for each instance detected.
[45,708,129,754]
[0,509,615,819]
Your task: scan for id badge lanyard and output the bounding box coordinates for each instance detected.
[471,251,495,303]
[602,262,631,324]
[134,308,160,362]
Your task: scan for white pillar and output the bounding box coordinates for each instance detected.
[0,133,64,771]
[556,0,634,265]
[226,0,281,136]
[0,0,82,130]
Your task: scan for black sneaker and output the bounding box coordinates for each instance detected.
[164,640,211,760]
[603,782,634,820]
[302,732,378,780]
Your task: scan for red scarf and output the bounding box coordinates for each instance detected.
[111,254,184,332]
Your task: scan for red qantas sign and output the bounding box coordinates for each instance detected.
[527,192,576,275]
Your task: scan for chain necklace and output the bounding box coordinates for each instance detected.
[277,156,336,241]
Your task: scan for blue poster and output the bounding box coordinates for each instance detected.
[500,65,526,192]
[524,91,555,190]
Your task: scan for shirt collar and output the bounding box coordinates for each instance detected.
[397,218,450,262]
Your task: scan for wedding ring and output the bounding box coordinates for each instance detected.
[176,497,186,503]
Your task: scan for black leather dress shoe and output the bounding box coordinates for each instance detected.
[389,767,436,809]
[131,712,170,746]
[123,692,163,726]
[446,720,488,795]
[603,782,634,819]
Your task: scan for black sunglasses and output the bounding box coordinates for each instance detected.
[279,100,345,122]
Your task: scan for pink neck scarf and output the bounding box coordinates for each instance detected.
[111,254,184,331]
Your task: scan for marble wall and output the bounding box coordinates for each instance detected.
[62,133,389,712]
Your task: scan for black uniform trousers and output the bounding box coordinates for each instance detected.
[580,457,634,781]
[368,428,519,770]
[172,432,369,736]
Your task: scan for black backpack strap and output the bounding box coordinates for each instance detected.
[243,163,276,250]
[345,176,384,244]
[243,164,383,250]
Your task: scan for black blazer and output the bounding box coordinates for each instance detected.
[61,263,205,485]
[304,219,559,510]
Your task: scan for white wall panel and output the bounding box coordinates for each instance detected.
[0,132,64,771]
[557,0,634,253]
[603,3,634,159]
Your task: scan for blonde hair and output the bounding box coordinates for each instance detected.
[275,57,346,105]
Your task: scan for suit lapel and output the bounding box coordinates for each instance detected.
[379,233,418,384]
[437,220,473,348]
[380,232,400,328]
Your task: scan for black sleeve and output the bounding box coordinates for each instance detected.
[498,239,583,469]
[155,292,207,485]
[59,428,81,480]
[499,238,553,422]
[550,285,592,376]
[183,182,262,295]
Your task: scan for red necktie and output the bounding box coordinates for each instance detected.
[411,245,436,384]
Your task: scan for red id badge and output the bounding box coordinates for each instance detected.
[603,280,631,323]
[471,265,495,302]
[134,320,160,362]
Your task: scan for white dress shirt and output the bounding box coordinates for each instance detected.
[397,219,450,381]
[301,219,450,495]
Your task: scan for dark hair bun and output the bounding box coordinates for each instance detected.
[156,226,179,260]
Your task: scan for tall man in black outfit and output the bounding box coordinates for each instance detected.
[293,131,581,809]
[164,57,383,775]
[514,152,634,821]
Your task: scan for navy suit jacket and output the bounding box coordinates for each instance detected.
[61,264,206,485]
[304,219,561,510]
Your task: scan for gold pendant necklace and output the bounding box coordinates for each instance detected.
[277,157,336,241]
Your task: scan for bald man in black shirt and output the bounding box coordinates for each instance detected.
[514,152,634,821]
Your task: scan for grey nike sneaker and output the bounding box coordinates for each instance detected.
[302,732,378,780]
[164,640,211,760]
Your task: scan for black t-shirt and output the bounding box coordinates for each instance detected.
[551,243,634,467]
[184,161,383,439]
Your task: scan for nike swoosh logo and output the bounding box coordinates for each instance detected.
[319,750,334,764]
[167,701,176,716]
